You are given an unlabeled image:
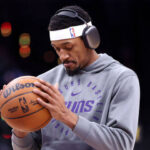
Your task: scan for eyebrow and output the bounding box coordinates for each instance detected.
[51,42,72,47]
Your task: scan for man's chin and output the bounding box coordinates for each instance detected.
[65,67,80,76]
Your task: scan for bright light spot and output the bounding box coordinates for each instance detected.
[1,22,12,37]
[19,45,31,58]
[19,33,31,46]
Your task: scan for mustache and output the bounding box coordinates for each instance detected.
[63,60,77,64]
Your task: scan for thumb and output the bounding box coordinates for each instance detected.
[3,85,7,89]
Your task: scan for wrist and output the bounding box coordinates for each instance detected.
[62,110,78,130]
[12,129,29,138]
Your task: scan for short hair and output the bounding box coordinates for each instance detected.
[48,5,91,31]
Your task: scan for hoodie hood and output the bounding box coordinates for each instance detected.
[81,53,119,73]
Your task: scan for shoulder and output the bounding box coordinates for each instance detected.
[103,55,138,81]
[109,62,140,96]
[99,53,138,80]
[109,63,140,99]
[37,64,65,83]
[112,63,138,81]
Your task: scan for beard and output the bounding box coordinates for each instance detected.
[66,66,81,76]
[63,60,81,76]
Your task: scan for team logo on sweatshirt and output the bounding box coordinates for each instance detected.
[50,79,104,137]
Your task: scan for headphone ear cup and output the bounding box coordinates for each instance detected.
[82,25,100,49]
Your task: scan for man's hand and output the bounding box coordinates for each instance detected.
[33,79,78,130]
[12,129,29,138]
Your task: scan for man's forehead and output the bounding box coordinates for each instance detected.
[51,38,77,46]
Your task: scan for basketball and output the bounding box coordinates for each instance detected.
[0,76,52,132]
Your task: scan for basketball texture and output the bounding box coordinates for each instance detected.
[0,76,52,132]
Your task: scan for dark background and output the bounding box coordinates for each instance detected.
[0,0,150,149]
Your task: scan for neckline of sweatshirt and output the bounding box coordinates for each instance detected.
[80,53,119,73]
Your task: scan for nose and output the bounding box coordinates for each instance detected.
[59,49,69,61]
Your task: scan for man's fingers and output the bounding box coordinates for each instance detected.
[34,82,52,94]
[54,83,59,89]
[3,85,7,89]
[34,82,57,99]
[34,81,60,98]
[33,89,50,101]
[38,79,51,88]
[33,89,56,104]
[37,79,60,93]
[37,98,51,110]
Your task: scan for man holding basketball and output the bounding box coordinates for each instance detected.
[1,5,140,150]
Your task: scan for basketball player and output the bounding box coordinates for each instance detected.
[2,5,140,150]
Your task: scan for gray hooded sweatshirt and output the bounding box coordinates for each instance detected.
[12,53,140,150]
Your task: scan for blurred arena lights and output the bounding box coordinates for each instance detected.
[2,68,24,83]
[43,50,56,63]
[19,45,31,58]
[0,22,12,37]
[19,33,31,58]
[19,33,31,46]
[136,125,142,142]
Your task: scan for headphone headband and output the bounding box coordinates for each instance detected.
[55,8,87,24]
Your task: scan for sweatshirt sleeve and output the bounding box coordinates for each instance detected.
[73,75,140,150]
[11,130,41,150]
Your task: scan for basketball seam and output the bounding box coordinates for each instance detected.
[0,91,33,111]
[2,107,46,119]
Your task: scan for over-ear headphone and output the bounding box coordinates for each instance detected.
[55,8,100,49]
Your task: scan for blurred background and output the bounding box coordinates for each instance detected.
[0,0,149,149]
